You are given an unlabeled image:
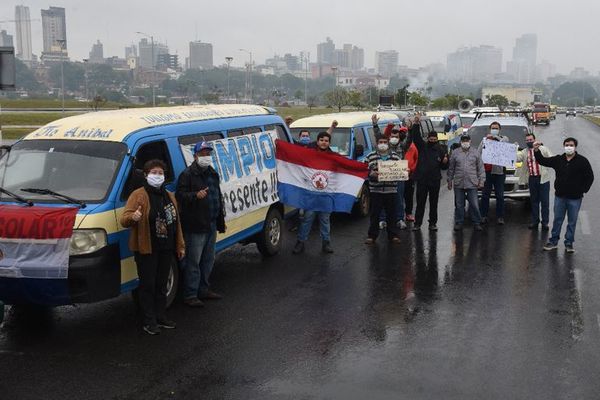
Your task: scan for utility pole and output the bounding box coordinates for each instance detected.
[56,39,66,114]
[225,56,233,102]
[239,49,253,103]
[83,58,89,102]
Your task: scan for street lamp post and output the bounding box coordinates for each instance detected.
[82,58,89,102]
[225,56,233,102]
[136,31,156,107]
[239,49,253,103]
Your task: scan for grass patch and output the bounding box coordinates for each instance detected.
[275,106,335,122]
[1,112,80,126]
[0,98,124,109]
[1,128,35,140]
[583,116,600,126]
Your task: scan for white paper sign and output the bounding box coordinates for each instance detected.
[377,160,409,181]
[481,139,518,168]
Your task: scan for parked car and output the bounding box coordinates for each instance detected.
[566,108,577,117]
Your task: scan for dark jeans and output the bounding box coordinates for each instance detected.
[454,188,482,225]
[404,178,415,215]
[415,180,441,226]
[134,251,173,326]
[529,176,550,226]
[549,196,582,246]
[368,192,399,240]
[379,181,405,223]
[480,172,506,218]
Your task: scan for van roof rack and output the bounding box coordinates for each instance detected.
[473,110,532,123]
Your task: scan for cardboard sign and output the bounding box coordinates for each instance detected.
[377,160,409,181]
[481,139,518,168]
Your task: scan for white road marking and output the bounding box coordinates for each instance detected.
[574,268,583,298]
[579,210,591,235]
[597,314,600,332]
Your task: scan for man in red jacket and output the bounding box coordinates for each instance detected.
[404,127,419,222]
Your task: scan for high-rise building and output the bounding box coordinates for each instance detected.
[89,40,104,63]
[157,53,179,71]
[138,38,168,69]
[317,37,335,64]
[15,5,33,63]
[351,46,365,71]
[375,50,399,78]
[125,45,137,59]
[41,6,68,64]
[509,34,537,84]
[446,45,502,82]
[189,41,213,69]
[535,60,557,83]
[0,30,13,47]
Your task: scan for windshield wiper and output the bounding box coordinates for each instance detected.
[20,188,86,208]
[0,187,33,206]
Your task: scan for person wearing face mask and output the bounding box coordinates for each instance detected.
[364,134,402,245]
[176,141,226,307]
[447,135,485,231]
[478,121,509,225]
[296,130,312,147]
[408,114,448,231]
[121,159,185,335]
[534,138,594,253]
[516,133,553,230]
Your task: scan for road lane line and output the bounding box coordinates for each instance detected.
[579,211,591,235]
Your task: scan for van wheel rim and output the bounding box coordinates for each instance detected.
[269,219,281,245]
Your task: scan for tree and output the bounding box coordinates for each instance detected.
[395,86,410,107]
[307,95,318,111]
[349,90,364,110]
[431,97,449,110]
[294,89,304,100]
[486,94,509,107]
[552,81,599,106]
[15,58,45,92]
[408,92,429,107]
[90,95,106,111]
[49,62,85,91]
[324,87,350,112]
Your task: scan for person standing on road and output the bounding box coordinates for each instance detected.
[447,135,485,231]
[121,159,185,335]
[404,126,419,223]
[293,128,336,254]
[409,114,448,231]
[364,133,402,245]
[478,121,509,225]
[534,138,594,253]
[517,133,553,230]
[176,142,227,308]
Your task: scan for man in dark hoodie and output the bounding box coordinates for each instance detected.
[176,141,226,307]
[408,114,448,231]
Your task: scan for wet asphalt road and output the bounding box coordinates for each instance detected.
[2,115,600,400]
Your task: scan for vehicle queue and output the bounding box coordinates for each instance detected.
[0,103,594,334]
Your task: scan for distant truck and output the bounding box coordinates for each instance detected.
[532,103,551,125]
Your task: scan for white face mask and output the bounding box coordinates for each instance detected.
[490,129,500,136]
[146,173,165,188]
[377,143,389,152]
[389,137,400,146]
[196,156,213,167]
[564,146,576,156]
[461,142,471,150]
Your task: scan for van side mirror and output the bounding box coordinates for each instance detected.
[354,144,364,159]
[0,145,11,159]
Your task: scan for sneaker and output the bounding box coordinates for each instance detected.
[474,224,484,231]
[412,225,422,231]
[406,214,415,222]
[364,238,375,245]
[429,224,438,231]
[200,291,223,300]
[390,237,401,244]
[543,242,558,251]
[157,319,176,329]
[497,218,505,225]
[292,241,305,254]
[322,240,334,254]
[397,220,407,230]
[565,244,575,253]
[481,217,488,224]
[143,324,160,335]
[541,225,550,231]
[184,298,205,307]
[379,221,387,230]
[454,223,463,231]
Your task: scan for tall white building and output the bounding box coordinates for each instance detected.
[41,6,68,64]
[15,5,33,63]
[508,34,537,84]
[447,45,502,82]
[375,50,399,78]
[189,41,213,69]
[138,38,168,69]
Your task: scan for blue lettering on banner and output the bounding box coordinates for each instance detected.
[258,134,277,170]
[214,140,243,182]
[237,136,254,176]
[249,134,264,173]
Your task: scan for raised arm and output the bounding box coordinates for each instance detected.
[327,120,338,135]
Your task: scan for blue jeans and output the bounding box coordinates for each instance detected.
[529,176,550,226]
[298,211,331,242]
[379,181,405,223]
[549,196,582,246]
[480,172,505,218]
[182,230,217,299]
[454,188,482,225]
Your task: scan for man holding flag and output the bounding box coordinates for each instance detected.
[276,129,369,255]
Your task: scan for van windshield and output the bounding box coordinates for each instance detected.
[290,128,352,156]
[0,140,127,203]
[467,125,529,148]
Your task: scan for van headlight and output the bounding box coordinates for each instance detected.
[70,229,107,256]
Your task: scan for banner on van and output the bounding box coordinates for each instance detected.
[0,206,78,279]
[180,130,279,221]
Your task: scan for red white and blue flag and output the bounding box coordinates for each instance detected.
[276,140,369,213]
[0,206,78,279]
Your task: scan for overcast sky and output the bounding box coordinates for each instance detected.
[1,0,598,74]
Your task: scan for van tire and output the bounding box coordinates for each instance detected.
[131,259,179,308]
[352,184,370,217]
[256,208,283,257]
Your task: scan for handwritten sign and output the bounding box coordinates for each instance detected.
[377,160,409,181]
[481,139,518,168]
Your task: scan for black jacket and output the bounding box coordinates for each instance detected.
[534,151,594,199]
[409,124,448,182]
[176,162,226,233]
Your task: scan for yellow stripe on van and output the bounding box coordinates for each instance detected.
[121,257,137,284]
[76,209,120,234]
[23,104,271,143]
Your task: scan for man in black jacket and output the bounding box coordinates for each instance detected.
[176,141,226,307]
[534,137,594,253]
[409,114,448,231]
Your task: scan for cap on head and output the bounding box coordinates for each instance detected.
[194,141,213,154]
[427,132,438,138]
[399,126,409,133]
[460,134,471,142]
